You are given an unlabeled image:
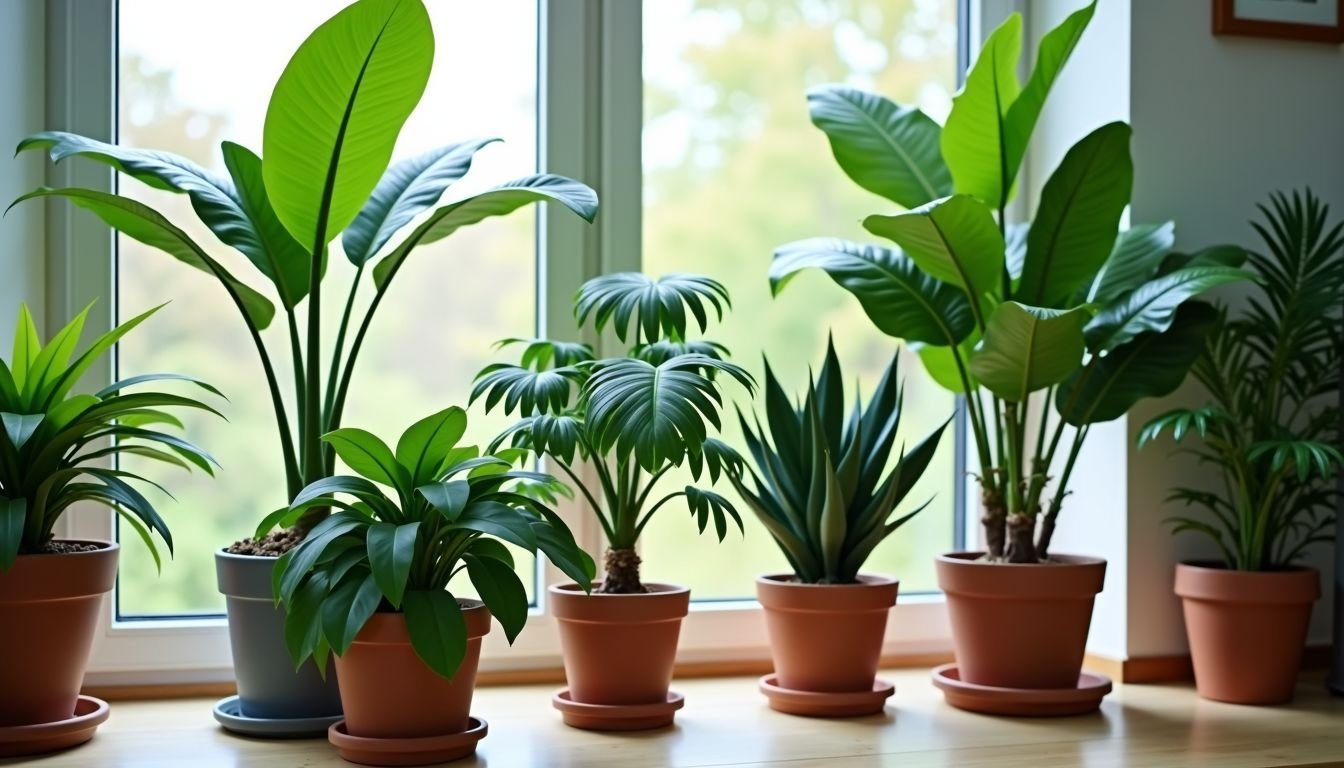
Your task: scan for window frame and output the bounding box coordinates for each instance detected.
[43,0,980,686]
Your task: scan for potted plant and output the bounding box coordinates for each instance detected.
[472,272,753,730]
[274,405,594,765]
[0,303,218,756]
[770,2,1250,714]
[1139,190,1343,705]
[723,340,949,717]
[16,0,597,733]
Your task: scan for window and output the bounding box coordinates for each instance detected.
[639,0,964,598]
[45,0,969,681]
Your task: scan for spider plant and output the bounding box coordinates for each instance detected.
[727,341,949,584]
[14,0,597,547]
[0,303,219,570]
[1139,190,1344,571]
[772,2,1250,561]
[273,406,594,680]
[472,273,754,594]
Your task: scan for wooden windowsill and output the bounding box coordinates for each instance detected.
[20,669,1344,767]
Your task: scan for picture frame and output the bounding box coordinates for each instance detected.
[1213,0,1344,43]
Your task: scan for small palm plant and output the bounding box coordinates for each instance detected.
[1139,190,1344,570]
[727,341,949,584]
[472,273,754,594]
[0,303,219,570]
[274,406,594,679]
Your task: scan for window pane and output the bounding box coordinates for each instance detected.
[116,0,539,617]
[640,0,961,598]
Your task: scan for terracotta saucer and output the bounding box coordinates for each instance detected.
[551,689,684,731]
[758,675,894,717]
[327,716,487,766]
[212,695,343,739]
[931,663,1112,717]
[0,695,110,757]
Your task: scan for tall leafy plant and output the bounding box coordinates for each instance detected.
[772,2,1249,562]
[0,304,219,570]
[727,341,949,584]
[14,0,597,545]
[274,406,594,679]
[1139,191,1344,571]
[472,273,754,593]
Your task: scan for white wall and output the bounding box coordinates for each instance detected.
[0,0,46,341]
[1126,0,1344,656]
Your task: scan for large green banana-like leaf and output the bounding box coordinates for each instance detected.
[371,175,598,289]
[1001,1,1096,185]
[863,194,1005,312]
[11,188,275,329]
[940,13,1022,208]
[575,273,728,344]
[584,355,753,473]
[806,85,950,209]
[1088,222,1176,304]
[770,238,975,347]
[1084,265,1249,351]
[1057,301,1217,426]
[1157,244,1249,275]
[342,137,500,265]
[220,142,313,307]
[1016,122,1133,307]
[913,337,978,393]
[969,302,1089,401]
[262,0,434,248]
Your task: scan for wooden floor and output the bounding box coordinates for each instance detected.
[7,670,1344,767]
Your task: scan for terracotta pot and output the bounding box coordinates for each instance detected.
[549,583,688,705]
[334,602,491,739]
[0,541,118,726]
[936,552,1106,690]
[756,574,897,692]
[1175,562,1319,705]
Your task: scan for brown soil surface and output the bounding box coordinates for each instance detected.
[225,527,305,557]
[37,541,104,555]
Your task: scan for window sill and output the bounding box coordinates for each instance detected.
[61,670,1344,767]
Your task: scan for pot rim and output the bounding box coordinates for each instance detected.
[548,582,689,598]
[1177,560,1316,575]
[547,582,690,623]
[352,600,491,645]
[936,551,1106,568]
[1174,561,1320,604]
[755,573,898,588]
[14,539,119,558]
[215,547,283,562]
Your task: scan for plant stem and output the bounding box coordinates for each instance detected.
[321,264,365,473]
[302,238,325,486]
[1036,425,1087,559]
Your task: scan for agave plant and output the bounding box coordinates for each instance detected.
[273,406,594,679]
[1139,191,1344,571]
[0,303,219,571]
[771,1,1250,562]
[726,341,949,584]
[13,0,597,547]
[472,273,754,593]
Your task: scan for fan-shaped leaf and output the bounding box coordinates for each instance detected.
[576,273,730,344]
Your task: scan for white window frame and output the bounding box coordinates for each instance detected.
[38,0,987,687]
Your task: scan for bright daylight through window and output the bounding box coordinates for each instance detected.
[113,0,963,618]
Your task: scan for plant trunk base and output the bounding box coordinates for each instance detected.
[599,549,646,594]
[1004,514,1039,563]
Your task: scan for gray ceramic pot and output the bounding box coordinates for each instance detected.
[215,550,342,719]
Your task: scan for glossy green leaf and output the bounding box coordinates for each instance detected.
[21,305,89,405]
[1057,302,1217,426]
[466,537,514,569]
[371,175,598,289]
[322,571,381,653]
[1157,244,1249,275]
[454,501,537,550]
[0,498,24,571]
[367,521,418,608]
[1017,122,1133,307]
[10,188,275,329]
[417,479,470,522]
[342,138,499,265]
[1089,222,1176,304]
[1002,1,1096,187]
[806,85,950,208]
[9,306,40,395]
[863,194,1005,309]
[912,336,978,393]
[969,302,1089,401]
[770,238,975,346]
[464,553,527,643]
[2,413,44,451]
[403,589,467,680]
[940,13,1021,208]
[395,406,467,485]
[323,428,412,491]
[1084,266,1249,351]
[219,141,313,308]
[262,0,434,248]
